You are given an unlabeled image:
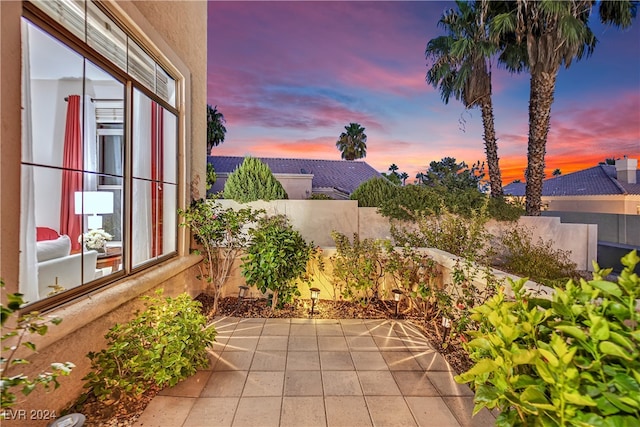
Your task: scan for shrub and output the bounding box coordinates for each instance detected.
[391,207,494,264]
[456,251,640,426]
[350,177,398,207]
[330,232,385,307]
[83,291,216,403]
[241,215,313,309]
[307,193,333,200]
[497,225,578,287]
[179,199,261,314]
[382,242,439,316]
[1,280,74,417]
[223,157,287,202]
[379,185,522,222]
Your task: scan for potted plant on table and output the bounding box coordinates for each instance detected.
[79,229,112,254]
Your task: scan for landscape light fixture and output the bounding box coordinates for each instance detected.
[392,289,403,318]
[441,316,451,344]
[238,285,249,306]
[309,287,320,316]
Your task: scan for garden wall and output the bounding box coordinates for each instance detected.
[216,200,597,271]
[217,247,552,303]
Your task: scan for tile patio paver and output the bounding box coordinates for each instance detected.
[365,396,418,427]
[183,397,238,427]
[134,318,488,427]
[325,396,373,427]
[201,370,248,397]
[280,396,327,427]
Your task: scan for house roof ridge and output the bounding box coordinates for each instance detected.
[208,154,369,164]
[600,164,628,195]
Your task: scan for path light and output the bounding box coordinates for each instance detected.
[441,316,451,344]
[309,287,320,316]
[392,289,403,318]
[238,285,249,306]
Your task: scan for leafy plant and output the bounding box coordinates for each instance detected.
[330,232,385,307]
[350,177,398,208]
[382,243,439,316]
[241,215,313,309]
[83,291,216,403]
[456,250,640,426]
[1,280,74,416]
[497,225,579,288]
[307,193,333,200]
[223,157,288,202]
[391,207,494,264]
[179,199,260,314]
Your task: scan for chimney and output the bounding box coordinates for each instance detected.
[615,157,638,184]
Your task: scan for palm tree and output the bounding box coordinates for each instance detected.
[207,104,227,154]
[426,0,504,198]
[389,164,399,174]
[336,123,367,161]
[552,168,562,177]
[400,172,409,186]
[491,1,636,215]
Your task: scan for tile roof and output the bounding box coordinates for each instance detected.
[208,155,382,194]
[503,164,640,196]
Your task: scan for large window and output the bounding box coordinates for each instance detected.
[19,1,179,308]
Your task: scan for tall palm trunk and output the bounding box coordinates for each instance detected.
[479,96,503,197]
[525,71,556,216]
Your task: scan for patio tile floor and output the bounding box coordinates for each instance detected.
[133,317,494,427]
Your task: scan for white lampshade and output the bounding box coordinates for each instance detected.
[74,191,114,215]
[75,191,114,230]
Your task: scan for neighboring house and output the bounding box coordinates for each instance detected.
[209,156,383,199]
[1,1,208,421]
[504,158,640,271]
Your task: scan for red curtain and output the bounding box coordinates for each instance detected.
[60,95,83,252]
[151,102,164,257]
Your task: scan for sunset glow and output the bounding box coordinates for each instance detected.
[207,1,640,185]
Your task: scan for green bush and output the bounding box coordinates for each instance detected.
[498,225,579,287]
[330,232,385,306]
[379,185,522,222]
[307,193,333,200]
[83,291,216,403]
[350,177,398,207]
[179,199,261,314]
[223,157,288,202]
[241,215,312,309]
[1,280,74,416]
[456,251,640,426]
[391,207,494,264]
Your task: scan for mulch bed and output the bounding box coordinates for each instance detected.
[75,294,473,427]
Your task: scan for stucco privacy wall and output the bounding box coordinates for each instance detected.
[1,1,208,424]
[216,200,597,271]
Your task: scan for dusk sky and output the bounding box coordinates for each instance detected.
[207,1,640,184]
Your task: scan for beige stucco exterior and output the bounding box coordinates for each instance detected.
[544,195,640,215]
[0,1,208,423]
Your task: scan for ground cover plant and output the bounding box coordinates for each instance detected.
[82,291,216,406]
[1,280,74,418]
[457,250,640,426]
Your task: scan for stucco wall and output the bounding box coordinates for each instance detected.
[545,195,640,215]
[215,200,598,271]
[1,1,208,423]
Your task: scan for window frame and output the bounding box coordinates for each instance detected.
[21,1,181,312]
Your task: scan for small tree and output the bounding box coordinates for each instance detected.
[241,215,312,309]
[350,177,398,207]
[1,281,74,416]
[179,199,261,314]
[223,157,288,202]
